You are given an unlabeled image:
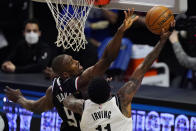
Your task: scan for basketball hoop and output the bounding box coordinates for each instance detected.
[43,0,96,51]
[32,0,186,51]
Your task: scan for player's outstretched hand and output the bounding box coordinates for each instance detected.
[4,86,23,103]
[160,21,175,41]
[169,30,179,44]
[119,8,139,32]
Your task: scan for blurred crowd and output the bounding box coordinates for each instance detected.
[0,0,196,89]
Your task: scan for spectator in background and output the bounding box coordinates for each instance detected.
[1,18,52,73]
[169,29,196,89]
[169,15,196,89]
[169,30,196,71]
[85,8,119,47]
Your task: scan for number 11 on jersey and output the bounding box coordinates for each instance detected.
[96,124,111,131]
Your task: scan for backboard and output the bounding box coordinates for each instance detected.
[32,0,187,13]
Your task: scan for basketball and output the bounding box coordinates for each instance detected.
[145,6,174,35]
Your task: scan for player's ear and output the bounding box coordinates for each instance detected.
[61,72,70,79]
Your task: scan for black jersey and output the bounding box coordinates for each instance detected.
[52,77,82,131]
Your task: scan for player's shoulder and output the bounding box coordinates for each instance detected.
[52,76,79,91]
[52,77,75,85]
[62,76,78,85]
[46,86,53,96]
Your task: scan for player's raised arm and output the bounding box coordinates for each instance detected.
[77,9,139,89]
[4,86,54,113]
[118,27,173,117]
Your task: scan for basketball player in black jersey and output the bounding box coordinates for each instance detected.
[4,9,139,131]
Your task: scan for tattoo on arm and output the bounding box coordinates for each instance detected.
[119,78,140,104]
[117,78,141,117]
[139,39,166,76]
[125,78,140,94]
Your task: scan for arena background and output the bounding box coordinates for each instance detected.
[0,0,196,130]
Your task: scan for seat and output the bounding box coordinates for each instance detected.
[142,62,170,87]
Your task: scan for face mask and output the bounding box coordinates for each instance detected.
[25,32,39,45]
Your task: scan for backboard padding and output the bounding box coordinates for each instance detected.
[104,0,187,13]
[32,0,187,13]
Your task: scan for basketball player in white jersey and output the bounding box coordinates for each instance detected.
[62,23,175,130]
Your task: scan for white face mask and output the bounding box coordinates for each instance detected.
[25,32,39,45]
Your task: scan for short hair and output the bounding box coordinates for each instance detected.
[51,54,66,74]
[23,18,41,30]
[88,77,111,104]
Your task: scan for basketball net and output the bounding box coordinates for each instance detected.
[45,0,95,51]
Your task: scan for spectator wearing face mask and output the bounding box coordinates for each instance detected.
[1,18,52,73]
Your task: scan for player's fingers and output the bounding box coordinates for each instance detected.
[174,20,176,26]
[16,89,21,92]
[171,20,175,27]
[132,15,139,22]
[4,89,8,93]
[161,28,166,35]
[5,93,10,97]
[5,86,11,90]
[130,8,134,17]
[4,90,12,98]
[5,86,15,92]
[124,11,128,19]
[128,8,131,16]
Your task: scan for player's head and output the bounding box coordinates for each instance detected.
[88,77,111,104]
[23,18,41,45]
[51,54,83,78]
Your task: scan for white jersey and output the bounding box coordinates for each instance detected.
[80,96,132,131]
